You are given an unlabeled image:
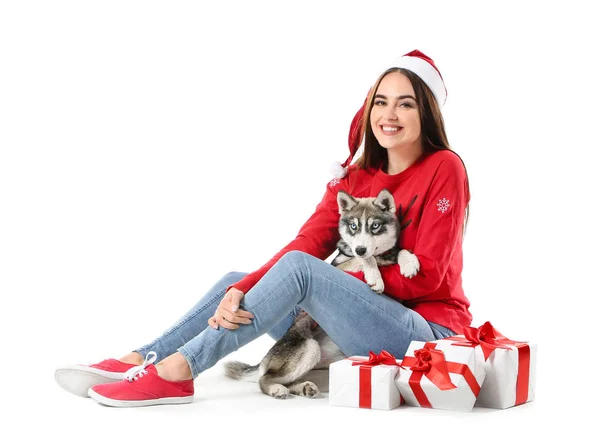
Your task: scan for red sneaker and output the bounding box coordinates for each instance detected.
[55,358,139,398]
[88,353,194,407]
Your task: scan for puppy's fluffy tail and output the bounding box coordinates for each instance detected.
[223,361,262,382]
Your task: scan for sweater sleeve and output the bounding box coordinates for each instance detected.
[227,182,340,294]
[377,155,469,301]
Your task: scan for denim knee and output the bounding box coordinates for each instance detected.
[279,250,307,262]
[276,250,312,273]
[218,271,248,289]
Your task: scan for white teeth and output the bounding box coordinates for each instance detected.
[382,126,400,132]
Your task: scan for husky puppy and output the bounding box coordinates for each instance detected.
[223,189,420,399]
[332,189,419,292]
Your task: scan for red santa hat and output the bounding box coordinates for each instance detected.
[330,50,447,179]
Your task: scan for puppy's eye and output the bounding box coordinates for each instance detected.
[372,222,380,229]
[350,223,357,230]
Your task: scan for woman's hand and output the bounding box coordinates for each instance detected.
[208,287,254,330]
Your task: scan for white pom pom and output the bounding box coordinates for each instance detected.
[329,161,347,179]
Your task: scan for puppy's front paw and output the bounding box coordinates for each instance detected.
[398,249,420,278]
[368,277,385,294]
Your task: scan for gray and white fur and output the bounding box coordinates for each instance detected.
[223,188,420,399]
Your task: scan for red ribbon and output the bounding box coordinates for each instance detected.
[400,342,481,408]
[348,350,400,409]
[351,350,401,367]
[446,321,531,406]
[446,321,520,360]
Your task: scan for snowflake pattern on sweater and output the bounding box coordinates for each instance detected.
[328,177,341,188]
[437,198,450,213]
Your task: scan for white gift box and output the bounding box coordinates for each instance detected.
[440,325,537,409]
[329,351,403,410]
[396,340,486,412]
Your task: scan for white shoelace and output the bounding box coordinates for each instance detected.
[123,351,157,382]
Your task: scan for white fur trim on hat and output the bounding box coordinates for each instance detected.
[329,161,347,179]
[388,56,446,108]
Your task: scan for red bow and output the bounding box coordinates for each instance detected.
[450,321,522,361]
[405,347,457,391]
[351,350,401,367]
[400,342,480,408]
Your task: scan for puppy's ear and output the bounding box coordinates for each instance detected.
[373,189,396,213]
[337,190,358,214]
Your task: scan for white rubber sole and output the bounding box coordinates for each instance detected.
[55,365,125,398]
[88,388,194,407]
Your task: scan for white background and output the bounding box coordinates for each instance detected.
[1,0,598,438]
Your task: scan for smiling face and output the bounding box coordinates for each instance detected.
[369,71,422,153]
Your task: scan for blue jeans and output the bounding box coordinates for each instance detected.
[135,251,455,379]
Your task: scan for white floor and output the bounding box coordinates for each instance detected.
[9,333,584,440]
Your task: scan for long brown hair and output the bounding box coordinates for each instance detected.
[353,68,471,234]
